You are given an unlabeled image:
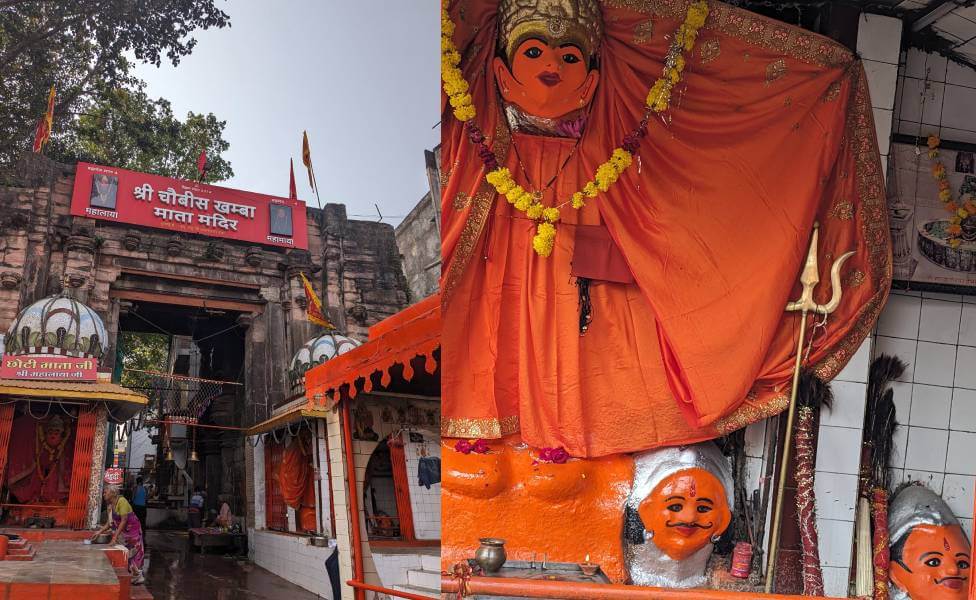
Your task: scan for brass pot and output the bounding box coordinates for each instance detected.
[474,538,506,573]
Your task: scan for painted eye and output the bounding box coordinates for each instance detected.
[959,560,970,569]
[524,47,542,59]
[667,503,683,512]
[925,557,942,567]
[697,505,712,513]
[562,53,580,64]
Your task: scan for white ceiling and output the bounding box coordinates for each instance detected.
[897,0,976,64]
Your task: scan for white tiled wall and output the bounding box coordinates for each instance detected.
[249,529,337,599]
[894,47,976,144]
[405,433,442,540]
[874,289,976,536]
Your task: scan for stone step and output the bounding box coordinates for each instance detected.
[393,583,440,599]
[7,538,28,550]
[407,568,440,590]
[130,584,154,600]
[114,566,131,600]
[5,548,35,561]
[420,553,440,572]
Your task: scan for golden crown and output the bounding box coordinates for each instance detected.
[498,0,603,64]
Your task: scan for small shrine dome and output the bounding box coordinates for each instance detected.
[288,331,361,390]
[4,293,109,360]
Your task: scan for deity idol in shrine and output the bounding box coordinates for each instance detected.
[440,0,890,587]
[888,485,971,600]
[277,432,317,532]
[6,414,74,505]
[623,444,733,588]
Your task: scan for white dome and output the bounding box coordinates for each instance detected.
[288,332,361,389]
[4,293,109,360]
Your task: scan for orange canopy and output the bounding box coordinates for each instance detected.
[304,294,440,405]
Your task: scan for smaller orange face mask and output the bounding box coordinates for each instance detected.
[494,38,599,120]
[891,524,971,600]
[637,468,732,561]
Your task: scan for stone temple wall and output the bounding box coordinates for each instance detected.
[0,154,411,427]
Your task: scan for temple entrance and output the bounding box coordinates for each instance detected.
[116,299,248,529]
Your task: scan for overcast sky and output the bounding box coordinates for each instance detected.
[134,1,438,226]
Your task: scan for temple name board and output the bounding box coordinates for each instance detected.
[0,354,97,381]
[70,162,309,250]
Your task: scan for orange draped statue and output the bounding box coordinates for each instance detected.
[277,434,317,532]
[6,414,74,505]
[441,0,890,458]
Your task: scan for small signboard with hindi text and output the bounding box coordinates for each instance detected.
[70,162,309,250]
[0,354,98,381]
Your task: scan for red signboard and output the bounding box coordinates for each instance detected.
[0,354,98,381]
[70,162,309,250]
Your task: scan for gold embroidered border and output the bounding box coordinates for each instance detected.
[442,414,520,439]
[442,113,512,303]
[714,392,789,435]
[603,0,852,69]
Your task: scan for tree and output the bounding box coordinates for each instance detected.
[0,0,229,168]
[51,84,233,182]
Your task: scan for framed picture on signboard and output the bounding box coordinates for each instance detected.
[888,136,976,290]
[269,203,293,237]
[89,173,118,210]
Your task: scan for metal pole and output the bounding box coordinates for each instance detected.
[764,310,808,594]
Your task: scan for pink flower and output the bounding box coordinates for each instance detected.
[471,439,490,454]
[454,440,473,454]
[536,446,570,464]
[549,448,569,464]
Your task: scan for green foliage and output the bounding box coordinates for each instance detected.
[51,84,233,182]
[119,331,170,401]
[0,0,231,179]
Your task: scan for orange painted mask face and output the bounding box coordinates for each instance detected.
[891,524,971,600]
[493,38,599,120]
[637,468,732,561]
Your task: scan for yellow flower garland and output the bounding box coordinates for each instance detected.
[927,134,976,248]
[442,0,709,256]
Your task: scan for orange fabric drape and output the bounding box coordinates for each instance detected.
[441,0,890,457]
[278,436,310,509]
[389,435,416,542]
[66,406,96,528]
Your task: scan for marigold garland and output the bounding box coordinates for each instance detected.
[927,134,976,248]
[441,0,709,256]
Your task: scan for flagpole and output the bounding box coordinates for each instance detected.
[309,162,323,210]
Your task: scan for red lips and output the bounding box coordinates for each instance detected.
[940,578,964,590]
[537,71,561,87]
[674,525,698,537]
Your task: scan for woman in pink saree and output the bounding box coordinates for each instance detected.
[92,485,145,585]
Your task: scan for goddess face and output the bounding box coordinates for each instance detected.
[44,425,64,448]
[891,524,971,600]
[637,467,732,561]
[493,37,599,120]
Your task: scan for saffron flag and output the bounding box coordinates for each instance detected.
[301,131,315,189]
[197,149,207,180]
[289,158,297,199]
[32,85,56,153]
[299,272,334,329]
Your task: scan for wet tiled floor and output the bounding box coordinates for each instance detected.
[0,540,119,599]
[144,531,321,599]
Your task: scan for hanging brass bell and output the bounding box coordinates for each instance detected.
[164,447,174,462]
[189,449,200,462]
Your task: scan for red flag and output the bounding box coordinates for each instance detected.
[289,158,297,199]
[302,131,315,189]
[32,85,56,153]
[197,149,207,180]
[299,273,335,329]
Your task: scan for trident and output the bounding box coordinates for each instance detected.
[764,222,855,593]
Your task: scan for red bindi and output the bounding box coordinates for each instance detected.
[945,537,951,551]
[689,480,697,498]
